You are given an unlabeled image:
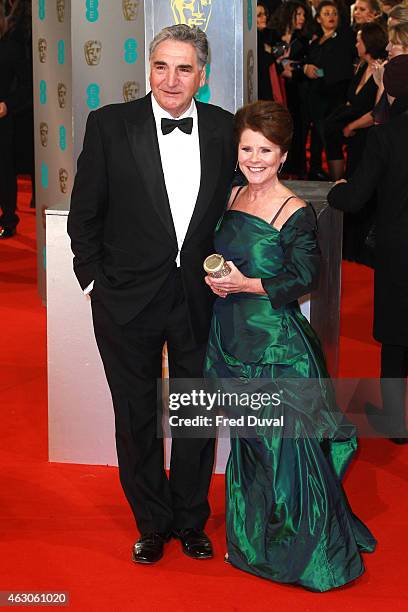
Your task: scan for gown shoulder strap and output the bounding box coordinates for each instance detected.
[228,185,245,210]
[270,195,297,226]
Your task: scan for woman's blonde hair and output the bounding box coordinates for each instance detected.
[388,4,408,24]
[388,22,408,49]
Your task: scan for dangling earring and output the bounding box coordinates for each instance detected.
[234,160,239,172]
[278,162,284,174]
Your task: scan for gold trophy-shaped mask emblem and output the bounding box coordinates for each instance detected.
[84,40,102,66]
[56,0,65,22]
[247,49,255,103]
[57,82,67,109]
[170,0,213,31]
[123,81,140,102]
[40,122,48,147]
[59,168,68,194]
[38,38,47,63]
[122,0,140,20]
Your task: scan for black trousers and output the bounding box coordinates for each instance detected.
[91,268,215,534]
[0,115,19,231]
[380,343,408,434]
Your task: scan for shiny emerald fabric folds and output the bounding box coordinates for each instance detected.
[204,205,376,592]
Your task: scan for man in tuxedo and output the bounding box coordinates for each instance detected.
[68,25,235,563]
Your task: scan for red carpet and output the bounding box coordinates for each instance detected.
[0,181,407,611]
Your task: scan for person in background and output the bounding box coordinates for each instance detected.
[5,0,34,209]
[372,22,408,124]
[324,21,387,180]
[353,0,383,26]
[379,0,401,18]
[0,0,30,239]
[328,55,408,445]
[257,1,275,100]
[325,22,387,265]
[304,1,356,179]
[269,1,313,177]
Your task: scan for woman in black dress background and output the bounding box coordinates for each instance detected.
[270,1,313,178]
[304,1,356,179]
[324,21,387,180]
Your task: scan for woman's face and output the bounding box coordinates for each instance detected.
[354,0,377,25]
[257,4,268,30]
[318,6,339,31]
[386,37,408,59]
[293,7,306,30]
[238,129,286,186]
[380,2,393,15]
[356,31,368,58]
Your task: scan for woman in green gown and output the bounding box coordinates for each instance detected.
[204,101,376,591]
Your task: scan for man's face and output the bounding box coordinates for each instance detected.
[123,0,139,20]
[85,41,102,66]
[171,0,212,31]
[150,40,206,117]
[58,83,67,108]
[123,81,140,102]
[56,0,65,22]
[40,123,48,147]
[38,39,47,62]
[59,169,68,193]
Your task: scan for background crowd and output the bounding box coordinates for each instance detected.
[257,0,408,262]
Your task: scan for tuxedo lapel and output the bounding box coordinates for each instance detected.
[124,95,177,244]
[183,103,222,245]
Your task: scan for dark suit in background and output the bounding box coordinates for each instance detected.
[0,29,30,236]
[328,112,408,438]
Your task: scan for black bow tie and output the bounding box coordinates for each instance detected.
[161,117,193,135]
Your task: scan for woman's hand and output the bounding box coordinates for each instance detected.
[0,102,8,119]
[205,261,249,298]
[343,124,356,138]
[281,61,294,79]
[303,64,320,79]
[372,60,386,87]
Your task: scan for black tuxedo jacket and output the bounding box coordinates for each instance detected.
[68,93,235,342]
[328,112,408,346]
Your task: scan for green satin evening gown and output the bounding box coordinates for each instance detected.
[204,196,376,592]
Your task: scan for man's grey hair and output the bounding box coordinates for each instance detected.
[149,24,208,69]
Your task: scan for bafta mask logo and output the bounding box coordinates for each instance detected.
[247,49,254,103]
[40,122,48,147]
[171,0,213,31]
[57,82,67,108]
[56,0,65,22]
[84,40,102,66]
[38,38,47,63]
[123,81,140,102]
[122,0,140,20]
[59,168,68,194]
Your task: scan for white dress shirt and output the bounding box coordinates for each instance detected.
[84,94,200,294]
[151,94,201,266]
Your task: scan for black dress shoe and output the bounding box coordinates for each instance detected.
[131,532,170,565]
[0,226,16,239]
[174,528,213,560]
